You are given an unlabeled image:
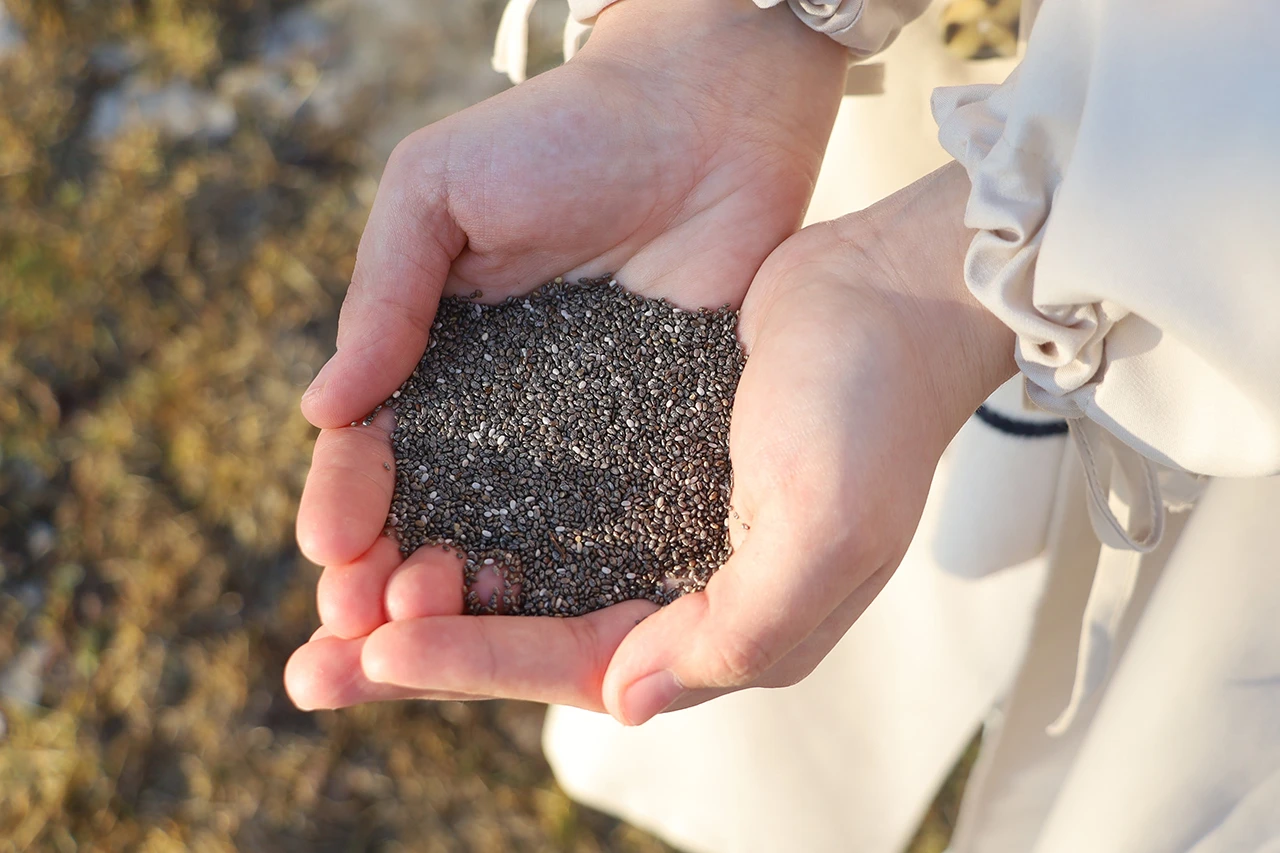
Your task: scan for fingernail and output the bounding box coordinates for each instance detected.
[304,358,335,404]
[620,670,683,726]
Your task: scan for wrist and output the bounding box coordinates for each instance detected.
[590,0,826,38]
[587,0,847,78]
[580,0,848,156]
[840,163,1017,444]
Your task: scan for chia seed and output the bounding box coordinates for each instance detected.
[383,276,744,617]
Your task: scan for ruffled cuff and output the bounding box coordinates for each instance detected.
[497,0,926,84]
[932,77,1113,425]
[567,0,928,57]
[933,80,1170,741]
[932,78,1166,548]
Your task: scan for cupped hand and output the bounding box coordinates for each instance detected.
[287,164,1017,720]
[596,164,1017,722]
[299,0,846,436]
[286,0,848,709]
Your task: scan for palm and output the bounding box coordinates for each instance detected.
[301,45,839,433]
[594,172,1016,719]
[431,60,819,311]
[595,230,955,711]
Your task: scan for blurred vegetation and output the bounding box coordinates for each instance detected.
[0,1,668,850]
[0,1,965,851]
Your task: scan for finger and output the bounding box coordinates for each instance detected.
[383,552,522,622]
[285,635,492,710]
[286,635,423,709]
[384,546,467,622]
[317,536,402,638]
[318,541,468,639]
[600,524,877,726]
[311,625,334,641]
[302,136,468,429]
[458,562,524,616]
[296,408,395,567]
[360,599,659,710]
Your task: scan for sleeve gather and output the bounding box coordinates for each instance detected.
[568,0,930,57]
[931,0,1280,480]
[933,76,1115,424]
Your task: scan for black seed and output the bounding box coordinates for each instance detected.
[380,275,745,616]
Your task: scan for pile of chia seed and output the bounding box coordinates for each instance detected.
[384,276,745,617]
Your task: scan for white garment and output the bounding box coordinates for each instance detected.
[935,0,1280,480]
[539,0,1280,851]
[937,2,1280,847]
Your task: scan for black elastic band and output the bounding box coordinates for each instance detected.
[974,404,1069,438]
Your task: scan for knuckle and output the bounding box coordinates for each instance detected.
[712,628,776,687]
[385,130,428,177]
[570,618,608,694]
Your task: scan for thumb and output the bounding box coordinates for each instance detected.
[303,140,467,428]
[600,518,873,726]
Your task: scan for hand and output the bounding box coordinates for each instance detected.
[286,163,1017,720]
[286,0,848,708]
[597,163,1017,721]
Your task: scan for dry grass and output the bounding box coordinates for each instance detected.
[0,2,966,850]
[0,2,668,850]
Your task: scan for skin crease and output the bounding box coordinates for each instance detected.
[284,1,1016,723]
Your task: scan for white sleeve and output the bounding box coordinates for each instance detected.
[569,0,931,57]
[934,0,1280,480]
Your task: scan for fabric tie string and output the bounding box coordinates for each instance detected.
[1047,419,1164,736]
[796,1,839,17]
[494,0,593,85]
[493,0,540,84]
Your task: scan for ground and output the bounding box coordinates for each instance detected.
[0,1,966,850]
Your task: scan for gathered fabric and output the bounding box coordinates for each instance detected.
[932,73,1172,739]
[932,3,1280,482]
[493,0,933,85]
[933,0,1280,739]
